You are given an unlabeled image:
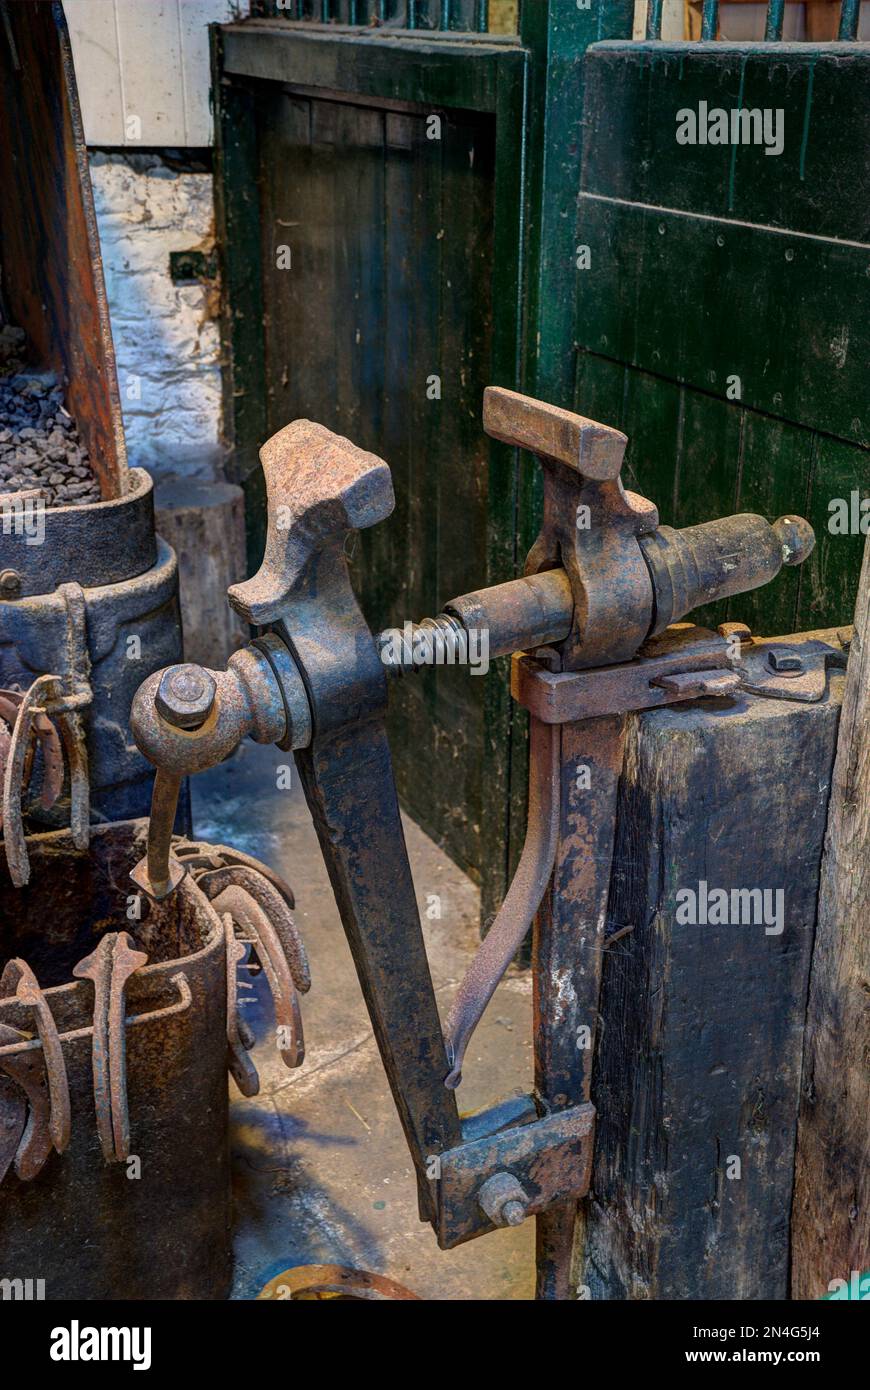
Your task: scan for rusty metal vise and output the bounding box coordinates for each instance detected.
[127,389,816,1293]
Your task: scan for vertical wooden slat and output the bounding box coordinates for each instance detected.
[764,0,785,40]
[794,434,868,634]
[838,0,861,38]
[211,36,268,563]
[792,534,870,1298]
[646,0,664,38]
[476,0,489,29]
[64,0,124,145]
[725,411,813,637]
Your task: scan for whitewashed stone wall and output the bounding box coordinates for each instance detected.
[89,152,223,482]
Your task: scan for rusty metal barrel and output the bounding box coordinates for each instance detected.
[0,820,231,1300]
[0,471,185,830]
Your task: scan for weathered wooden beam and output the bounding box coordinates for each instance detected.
[582,665,842,1299]
[792,539,870,1299]
[154,479,248,669]
[0,1,127,499]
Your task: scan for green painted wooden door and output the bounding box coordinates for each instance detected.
[573,28,870,639]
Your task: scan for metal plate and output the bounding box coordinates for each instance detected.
[437,1102,595,1249]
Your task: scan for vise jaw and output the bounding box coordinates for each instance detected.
[484,387,658,667]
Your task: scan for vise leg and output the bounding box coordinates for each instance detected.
[533,714,626,1299]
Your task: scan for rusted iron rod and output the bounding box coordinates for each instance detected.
[443,715,561,1089]
[142,769,183,898]
[0,975,192,1059]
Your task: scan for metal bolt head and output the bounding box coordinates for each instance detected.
[502,1199,527,1227]
[766,647,804,675]
[717,620,752,646]
[155,663,216,729]
[0,569,22,600]
[478,1171,530,1228]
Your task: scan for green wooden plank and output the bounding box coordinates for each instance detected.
[795,432,869,631]
[330,103,386,448]
[387,104,444,771]
[582,44,870,242]
[221,22,523,113]
[726,410,815,636]
[573,353,865,636]
[478,51,530,920]
[257,90,313,440]
[370,111,416,629]
[576,198,870,446]
[211,34,268,572]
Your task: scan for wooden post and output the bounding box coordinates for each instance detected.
[792,537,870,1299]
[154,479,248,669]
[582,660,843,1299]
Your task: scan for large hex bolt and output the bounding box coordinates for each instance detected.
[155,664,217,730]
[478,1171,530,1228]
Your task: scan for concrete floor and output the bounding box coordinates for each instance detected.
[192,741,535,1301]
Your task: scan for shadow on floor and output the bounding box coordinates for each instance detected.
[192,741,535,1301]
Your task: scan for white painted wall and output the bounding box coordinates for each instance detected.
[65,0,236,147]
[633,0,686,39]
[89,153,223,479]
[64,3,233,481]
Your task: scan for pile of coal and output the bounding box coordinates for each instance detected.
[0,325,102,508]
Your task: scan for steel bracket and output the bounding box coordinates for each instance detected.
[512,624,851,725]
[734,628,850,702]
[512,625,736,723]
[436,1102,596,1249]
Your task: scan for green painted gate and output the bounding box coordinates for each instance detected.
[213,1,868,919]
[575,12,870,642]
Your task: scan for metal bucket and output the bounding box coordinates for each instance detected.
[0,819,231,1300]
[0,471,187,831]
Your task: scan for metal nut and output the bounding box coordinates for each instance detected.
[155,664,217,730]
[766,647,804,675]
[477,1171,530,1228]
[0,569,22,600]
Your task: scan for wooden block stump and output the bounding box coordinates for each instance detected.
[583,670,843,1300]
[155,478,248,669]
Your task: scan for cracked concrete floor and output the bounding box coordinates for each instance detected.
[192,741,535,1301]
